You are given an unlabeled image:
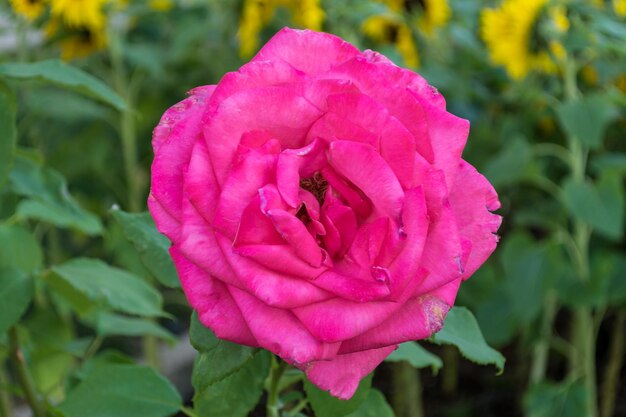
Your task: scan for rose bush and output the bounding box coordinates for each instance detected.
[149,27,501,399]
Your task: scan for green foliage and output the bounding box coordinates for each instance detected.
[0,82,16,187]
[304,373,373,417]
[57,363,182,417]
[50,258,164,317]
[525,381,589,417]
[385,342,442,373]
[0,268,33,335]
[110,209,180,288]
[10,156,103,235]
[345,389,395,417]
[0,224,43,272]
[431,307,505,373]
[562,172,625,241]
[556,95,619,149]
[95,312,175,343]
[0,60,126,110]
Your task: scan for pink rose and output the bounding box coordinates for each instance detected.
[149,28,501,399]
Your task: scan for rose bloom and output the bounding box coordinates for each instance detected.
[149,28,501,399]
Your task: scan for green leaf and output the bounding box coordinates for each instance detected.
[110,209,179,288]
[0,268,33,335]
[0,82,16,187]
[58,364,182,417]
[501,233,548,325]
[562,172,624,241]
[95,312,175,343]
[10,156,102,235]
[431,306,505,373]
[556,94,618,148]
[50,258,164,317]
[484,136,534,187]
[525,381,588,417]
[346,389,395,417]
[189,312,258,387]
[0,60,126,111]
[0,224,43,272]
[385,342,442,373]
[304,373,373,417]
[193,350,270,417]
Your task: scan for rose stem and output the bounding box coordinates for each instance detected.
[441,345,458,395]
[391,362,424,417]
[266,356,287,417]
[600,310,625,417]
[0,364,13,417]
[529,292,557,385]
[562,55,598,417]
[108,24,159,370]
[8,327,46,417]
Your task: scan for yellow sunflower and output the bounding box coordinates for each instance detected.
[362,15,420,68]
[46,16,106,60]
[49,0,107,29]
[416,0,451,35]
[238,0,325,57]
[9,0,47,22]
[480,0,569,79]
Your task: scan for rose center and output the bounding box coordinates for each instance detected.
[299,172,328,207]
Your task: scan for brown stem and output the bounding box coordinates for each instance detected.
[8,327,46,417]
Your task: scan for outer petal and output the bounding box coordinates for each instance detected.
[170,246,256,346]
[304,345,396,400]
[448,160,502,279]
[150,85,215,232]
[338,278,460,353]
[252,27,360,75]
[229,286,340,365]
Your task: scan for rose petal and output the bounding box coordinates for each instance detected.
[151,86,215,226]
[304,345,396,400]
[449,160,502,279]
[252,27,359,75]
[328,141,404,222]
[170,246,257,346]
[229,286,340,364]
[266,208,324,267]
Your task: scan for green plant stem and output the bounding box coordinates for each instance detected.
[8,327,46,417]
[529,293,557,385]
[441,345,458,395]
[600,311,625,417]
[391,362,424,417]
[0,365,13,417]
[562,56,597,417]
[266,357,287,417]
[180,405,199,417]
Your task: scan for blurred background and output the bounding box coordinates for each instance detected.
[0,0,624,416]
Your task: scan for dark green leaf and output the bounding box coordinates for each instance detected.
[0,268,33,335]
[385,342,442,373]
[484,136,534,187]
[501,233,548,324]
[304,373,373,417]
[556,94,618,148]
[0,82,16,187]
[58,364,182,417]
[562,172,624,241]
[193,350,270,417]
[0,60,126,110]
[0,224,43,272]
[50,258,164,317]
[10,156,102,235]
[346,389,395,417]
[525,381,588,417]
[189,312,258,388]
[431,307,505,373]
[110,209,179,288]
[95,312,175,343]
